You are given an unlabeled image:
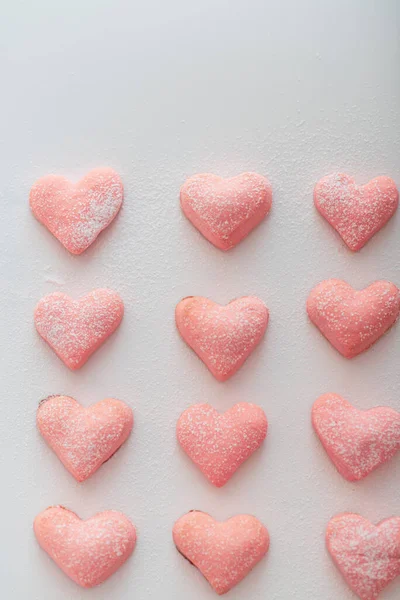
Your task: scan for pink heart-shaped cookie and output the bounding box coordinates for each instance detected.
[326,513,400,600]
[307,280,400,358]
[177,403,267,487]
[173,511,269,595]
[34,289,124,370]
[30,167,123,254]
[312,394,400,481]
[176,296,269,381]
[314,173,398,251]
[37,395,133,481]
[180,172,272,250]
[34,506,136,588]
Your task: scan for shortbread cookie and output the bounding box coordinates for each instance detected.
[307,280,400,357]
[30,167,123,254]
[180,172,272,250]
[326,513,400,599]
[34,289,124,369]
[34,506,136,588]
[37,395,133,481]
[314,173,398,251]
[312,394,400,481]
[173,511,269,595]
[176,296,268,380]
[177,403,267,486]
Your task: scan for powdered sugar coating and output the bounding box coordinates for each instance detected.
[30,167,123,254]
[326,513,400,600]
[34,506,136,588]
[312,393,400,481]
[314,173,398,251]
[34,289,124,370]
[180,172,272,250]
[173,511,269,595]
[177,403,267,487]
[175,296,269,381]
[307,279,400,358]
[37,395,133,481]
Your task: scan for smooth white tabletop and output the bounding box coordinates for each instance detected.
[1,1,399,598]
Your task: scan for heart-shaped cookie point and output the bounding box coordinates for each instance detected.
[176,296,269,381]
[312,394,400,481]
[314,173,398,251]
[34,506,136,588]
[37,395,133,481]
[326,513,400,600]
[30,167,123,254]
[177,403,267,487]
[34,289,124,370]
[180,172,272,250]
[173,511,269,595]
[307,280,400,358]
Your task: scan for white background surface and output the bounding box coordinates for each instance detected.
[1,1,399,598]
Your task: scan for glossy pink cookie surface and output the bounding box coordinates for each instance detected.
[307,279,400,358]
[314,173,398,251]
[37,395,133,481]
[312,394,400,481]
[176,296,269,381]
[326,513,400,600]
[34,289,124,369]
[173,511,269,595]
[177,403,267,486]
[34,506,136,588]
[30,168,123,254]
[180,172,272,250]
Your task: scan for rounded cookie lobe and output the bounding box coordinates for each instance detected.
[37,395,133,481]
[180,172,272,250]
[34,289,124,369]
[30,167,124,254]
[312,393,400,481]
[314,173,398,251]
[173,511,269,595]
[175,296,269,381]
[306,279,400,358]
[34,506,136,588]
[177,402,267,486]
[326,513,400,600]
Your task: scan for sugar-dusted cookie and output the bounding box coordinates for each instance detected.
[326,513,400,599]
[37,395,133,481]
[312,393,400,481]
[34,506,136,588]
[176,296,269,381]
[180,172,272,250]
[314,173,398,251]
[34,289,124,369]
[307,280,400,358]
[30,167,123,254]
[177,403,267,486]
[173,511,269,595]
